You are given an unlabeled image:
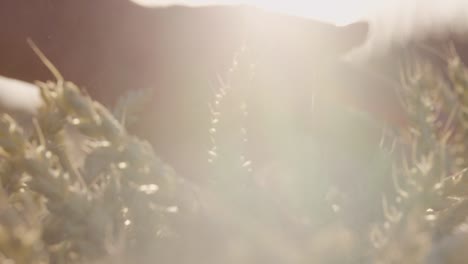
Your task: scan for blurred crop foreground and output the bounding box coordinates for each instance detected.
[1,40,468,264]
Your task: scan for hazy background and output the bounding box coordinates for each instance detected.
[132,0,468,60]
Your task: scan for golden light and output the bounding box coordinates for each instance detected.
[132,0,376,25]
[243,0,373,25]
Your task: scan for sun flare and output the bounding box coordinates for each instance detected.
[244,0,373,25]
[132,0,375,25]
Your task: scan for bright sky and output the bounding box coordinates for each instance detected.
[131,0,377,25]
[132,0,468,59]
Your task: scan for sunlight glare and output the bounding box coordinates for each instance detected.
[132,0,376,25]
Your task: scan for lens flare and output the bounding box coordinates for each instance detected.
[131,0,375,25]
